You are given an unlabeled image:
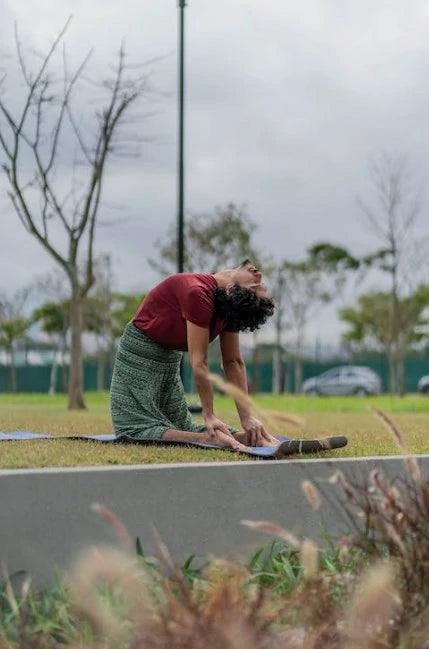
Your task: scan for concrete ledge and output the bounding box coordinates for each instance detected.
[1,454,428,586]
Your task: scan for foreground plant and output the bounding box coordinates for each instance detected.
[0,529,364,649]
[0,570,77,648]
[2,408,429,648]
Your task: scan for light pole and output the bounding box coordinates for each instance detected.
[177,1,187,388]
[177,0,186,274]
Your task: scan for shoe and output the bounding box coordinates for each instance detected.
[274,436,348,457]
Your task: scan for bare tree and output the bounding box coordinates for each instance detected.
[273,261,329,393]
[357,153,422,394]
[0,20,151,408]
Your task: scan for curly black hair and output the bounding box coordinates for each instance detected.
[213,284,275,332]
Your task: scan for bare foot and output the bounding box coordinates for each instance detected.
[233,432,281,447]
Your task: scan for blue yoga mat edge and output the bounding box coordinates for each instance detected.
[0,431,290,459]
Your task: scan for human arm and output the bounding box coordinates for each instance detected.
[219,330,273,446]
[186,320,235,442]
[161,427,246,449]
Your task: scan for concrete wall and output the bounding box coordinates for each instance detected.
[1,454,428,587]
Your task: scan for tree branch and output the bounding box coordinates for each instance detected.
[14,17,72,136]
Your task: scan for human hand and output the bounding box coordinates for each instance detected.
[238,416,277,447]
[203,415,246,450]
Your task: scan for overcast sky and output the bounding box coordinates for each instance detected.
[1,0,429,346]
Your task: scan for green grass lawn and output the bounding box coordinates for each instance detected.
[0,392,429,468]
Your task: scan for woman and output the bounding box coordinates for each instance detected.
[110,260,347,454]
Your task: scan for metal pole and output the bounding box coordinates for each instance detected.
[177,0,186,274]
[177,1,187,388]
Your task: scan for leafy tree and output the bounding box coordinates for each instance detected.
[308,241,390,289]
[308,243,361,273]
[340,286,429,391]
[110,293,147,340]
[33,299,71,395]
[84,287,146,390]
[33,289,146,393]
[0,21,152,408]
[0,289,32,391]
[271,266,287,394]
[33,302,69,335]
[83,254,116,390]
[0,318,31,391]
[151,202,263,275]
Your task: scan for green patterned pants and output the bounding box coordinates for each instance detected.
[110,322,209,441]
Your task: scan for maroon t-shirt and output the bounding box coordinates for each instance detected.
[133,273,229,351]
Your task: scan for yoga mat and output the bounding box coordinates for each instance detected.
[0,431,290,459]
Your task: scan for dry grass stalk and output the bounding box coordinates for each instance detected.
[329,470,355,500]
[241,520,301,550]
[20,577,32,603]
[327,425,429,630]
[194,570,261,649]
[91,502,133,553]
[372,407,421,482]
[150,522,183,579]
[0,633,14,649]
[209,372,253,410]
[300,540,319,580]
[3,575,18,619]
[70,506,275,649]
[346,562,399,648]
[403,455,422,483]
[71,545,152,645]
[209,558,250,580]
[264,409,306,426]
[71,544,275,649]
[302,480,321,511]
[0,564,33,626]
[209,372,305,436]
[372,407,407,452]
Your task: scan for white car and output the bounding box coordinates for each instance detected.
[418,375,429,394]
[302,366,381,396]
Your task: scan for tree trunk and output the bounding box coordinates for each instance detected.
[252,332,260,393]
[49,343,59,396]
[387,348,396,395]
[390,265,401,395]
[272,290,284,394]
[396,339,406,396]
[61,333,68,393]
[9,351,17,392]
[272,345,284,394]
[108,342,116,388]
[396,357,405,396]
[294,333,304,394]
[49,358,58,395]
[97,353,105,391]
[68,295,86,409]
[294,356,303,394]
